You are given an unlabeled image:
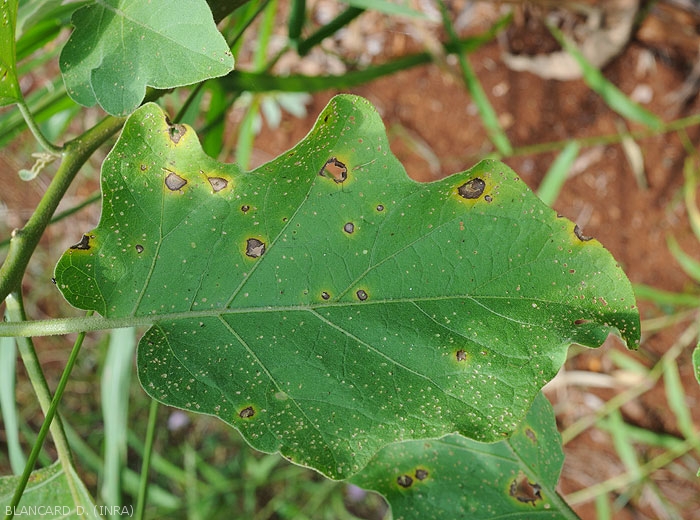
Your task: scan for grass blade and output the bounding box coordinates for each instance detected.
[135,399,159,520]
[537,141,580,205]
[0,335,26,474]
[663,356,698,441]
[667,235,700,283]
[548,24,662,130]
[101,327,136,515]
[288,0,305,46]
[683,157,700,241]
[438,1,512,156]
[297,6,363,56]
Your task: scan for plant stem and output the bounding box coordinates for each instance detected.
[15,97,63,155]
[3,294,90,520]
[0,114,125,303]
[135,398,159,520]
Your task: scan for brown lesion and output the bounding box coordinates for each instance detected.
[163,168,187,191]
[238,406,255,418]
[319,157,348,183]
[525,428,537,443]
[246,238,266,258]
[165,116,186,144]
[574,224,592,241]
[207,177,228,192]
[70,234,92,250]
[396,474,413,488]
[457,178,486,199]
[509,472,542,505]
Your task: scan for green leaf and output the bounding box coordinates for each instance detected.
[0,0,22,106]
[59,0,234,116]
[0,461,103,519]
[349,393,579,519]
[54,95,639,479]
[694,344,700,386]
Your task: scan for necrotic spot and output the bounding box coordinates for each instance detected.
[70,234,91,250]
[207,177,228,192]
[356,289,368,301]
[238,406,255,418]
[241,205,250,213]
[509,474,542,504]
[344,222,355,234]
[458,178,486,199]
[319,157,347,183]
[376,204,384,212]
[135,244,144,254]
[456,349,467,362]
[397,475,413,488]
[415,469,429,480]
[164,170,187,191]
[525,428,537,443]
[574,225,592,241]
[246,238,266,258]
[167,121,186,143]
[321,291,331,300]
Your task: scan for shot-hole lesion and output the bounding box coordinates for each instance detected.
[319,157,347,183]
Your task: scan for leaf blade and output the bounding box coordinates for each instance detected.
[59,0,234,116]
[0,461,102,519]
[349,393,579,519]
[55,95,639,479]
[0,0,22,106]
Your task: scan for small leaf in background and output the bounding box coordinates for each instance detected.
[0,462,102,519]
[17,152,57,181]
[349,393,577,519]
[694,344,700,386]
[0,0,22,106]
[54,95,639,479]
[59,0,234,116]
